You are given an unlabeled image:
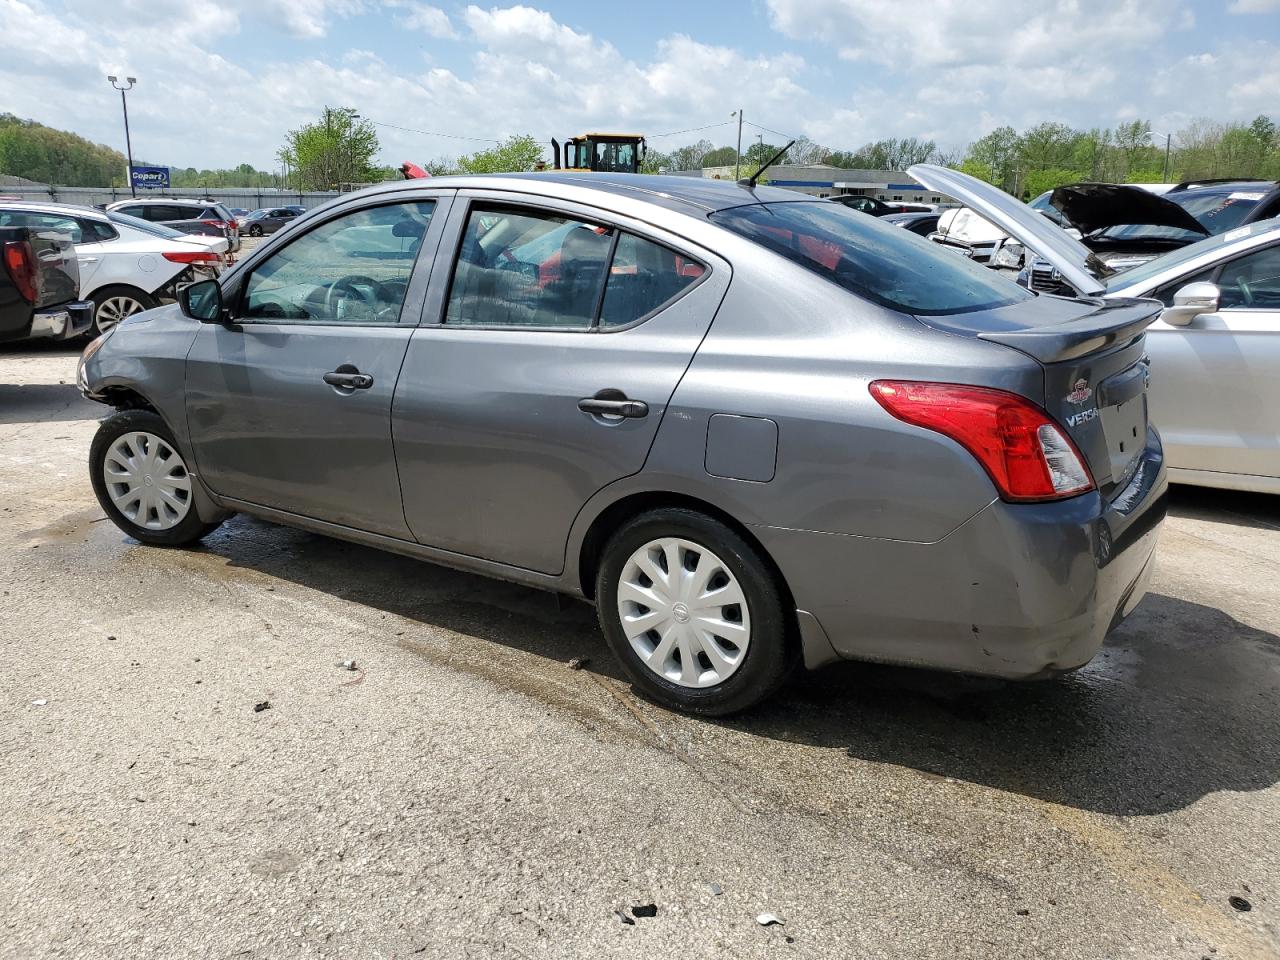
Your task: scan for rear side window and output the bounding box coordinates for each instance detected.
[444,205,706,330]
[79,219,118,242]
[599,233,703,328]
[710,201,1031,315]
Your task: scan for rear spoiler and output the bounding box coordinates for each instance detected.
[977,298,1162,364]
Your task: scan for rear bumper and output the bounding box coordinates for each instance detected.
[757,426,1168,677]
[29,301,94,340]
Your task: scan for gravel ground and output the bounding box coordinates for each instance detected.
[2,343,1278,959]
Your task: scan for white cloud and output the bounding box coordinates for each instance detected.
[1,0,1275,174]
[1229,0,1280,11]
[387,1,456,38]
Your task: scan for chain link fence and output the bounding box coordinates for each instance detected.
[0,184,347,211]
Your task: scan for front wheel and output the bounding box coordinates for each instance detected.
[90,286,155,337]
[90,409,224,547]
[595,508,797,716]
[249,224,263,237]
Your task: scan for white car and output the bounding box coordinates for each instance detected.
[913,164,1280,495]
[0,201,227,336]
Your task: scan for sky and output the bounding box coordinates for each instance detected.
[2,0,1278,172]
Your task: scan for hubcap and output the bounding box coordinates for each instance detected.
[96,295,145,332]
[616,537,751,689]
[102,431,192,531]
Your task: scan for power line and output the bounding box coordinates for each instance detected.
[648,120,736,139]
[744,120,796,143]
[363,119,501,143]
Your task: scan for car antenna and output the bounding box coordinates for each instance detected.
[739,140,795,189]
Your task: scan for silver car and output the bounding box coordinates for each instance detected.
[78,174,1167,714]
[912,165,1280,495]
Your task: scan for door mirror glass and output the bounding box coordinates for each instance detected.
[180,279,224,322]
[1161,281,1220,326]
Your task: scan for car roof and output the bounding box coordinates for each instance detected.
[1166,179,1278,196]
[107,197,209,208]
[0,199,111,222]
[345,172,809,216]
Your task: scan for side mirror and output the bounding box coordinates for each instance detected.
[178,279,225,323]
[1161,281,1220,326]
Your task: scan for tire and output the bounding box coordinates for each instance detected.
[595,508,798,716]
[249,224,263,237]
[90,409,224,547]
[90,286,156,337]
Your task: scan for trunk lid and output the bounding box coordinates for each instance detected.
[916,294,1160,492]
[909,163,1110,297]
[1049,182,1209,236]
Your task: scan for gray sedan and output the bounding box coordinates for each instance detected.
[78,173,1167,714]
[239,206,301,237]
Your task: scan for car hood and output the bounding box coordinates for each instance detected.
[1049,182,1209,237]
[909,164,1109,297]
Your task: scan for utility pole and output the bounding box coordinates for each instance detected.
[108,76,137,197]
[1162,133,1172,183]
[732,109,744,181]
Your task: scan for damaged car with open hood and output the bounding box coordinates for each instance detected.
[911,164,1280,496]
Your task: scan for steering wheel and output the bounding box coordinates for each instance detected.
[322,275,381,319]
[1236,278,1254,307]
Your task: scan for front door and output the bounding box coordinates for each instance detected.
[1146,239,1280,480]
[392,195,728,574]
[185,194,450,538]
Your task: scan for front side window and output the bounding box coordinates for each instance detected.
[711,200,1031,315]
[241,200,435,324]
[1217,243,1280,310]
[444,205,706,330]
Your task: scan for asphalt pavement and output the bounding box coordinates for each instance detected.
[2,344,1277,959]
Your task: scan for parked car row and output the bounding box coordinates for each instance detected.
[0,200,228,338]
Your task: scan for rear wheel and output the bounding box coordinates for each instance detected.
[90,409,223,547]
[91,286,155,336]
[595,508,797,715]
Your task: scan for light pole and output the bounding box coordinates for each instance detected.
[1152,131,1173,183]
[731,109,744,181]
[108,76,137,197]
[348,112,362,187]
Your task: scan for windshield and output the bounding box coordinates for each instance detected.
[1105,218,1280,292]
[1094,189,1264,243]
[711,201,1032,315]
[106,211,187,239]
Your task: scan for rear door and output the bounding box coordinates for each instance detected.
[1145,239,1280,480]
[392,192,728,574]
[185,192,450,537]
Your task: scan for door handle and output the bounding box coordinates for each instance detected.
[578,394,648,419]
[323,370,374,390]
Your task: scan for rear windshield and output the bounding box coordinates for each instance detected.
[106,210,186,239]
[709,201,1031,315]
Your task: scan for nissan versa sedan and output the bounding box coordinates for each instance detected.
[78,173,1167,714]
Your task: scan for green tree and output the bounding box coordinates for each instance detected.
[700,146,738,167]
[964,126,1021,192]
[0,113,127,186]
[278,106,379,190]
[455,135,544,174]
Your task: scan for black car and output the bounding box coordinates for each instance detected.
[1042,178,1280,271]
[0,221,92,342]
[104,198,241,253]
[880,211,941,236]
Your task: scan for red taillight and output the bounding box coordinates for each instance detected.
[162,250,222,264]
[2,240,38,303]
[869,380,1094,502]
